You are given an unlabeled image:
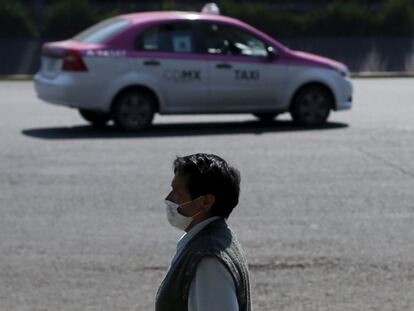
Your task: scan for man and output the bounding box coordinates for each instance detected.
[156,153,251,311]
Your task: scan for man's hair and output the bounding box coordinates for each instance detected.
[173,153,241,219]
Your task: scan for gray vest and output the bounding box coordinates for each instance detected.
[155,218,251,311]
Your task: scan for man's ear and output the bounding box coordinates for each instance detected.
[202,194,215,211]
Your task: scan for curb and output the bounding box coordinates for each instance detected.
[1,72,414,81]
[351,72,414,78]
[0,75,34,81]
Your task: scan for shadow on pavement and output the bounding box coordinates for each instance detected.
[22,120,348,140]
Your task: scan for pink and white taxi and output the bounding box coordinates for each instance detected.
[34,5,352,130]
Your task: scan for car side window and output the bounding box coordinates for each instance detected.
[135,22,194,53]
[197,23,268,57]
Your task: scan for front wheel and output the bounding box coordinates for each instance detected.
[78,109,110,127]
[112,90,155,131]
[290,86,332,126]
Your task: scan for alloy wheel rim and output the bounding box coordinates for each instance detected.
[298,91,329,124]
[120,95,151,128]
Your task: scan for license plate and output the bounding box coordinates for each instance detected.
[42,57,59,77]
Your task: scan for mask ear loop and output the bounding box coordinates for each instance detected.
[176,197,196,214]
[192,196,212,218]
[191,207,206,218]
[179,196,202,207]
[181,196,207,218]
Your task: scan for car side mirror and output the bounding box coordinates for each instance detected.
[267,46,278,60]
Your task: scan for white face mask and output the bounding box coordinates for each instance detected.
[165,198,203,231]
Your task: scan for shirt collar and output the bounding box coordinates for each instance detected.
[176,216,221,253]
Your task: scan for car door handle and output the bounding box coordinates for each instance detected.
[216,63,232,69]
[143,60,160,66]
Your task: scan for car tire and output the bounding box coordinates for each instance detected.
[290,85,332,126]
[112,90,155,131]
[253,113,278,122]
[78,109,111,127]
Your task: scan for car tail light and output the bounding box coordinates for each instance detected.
[62,49,88,72]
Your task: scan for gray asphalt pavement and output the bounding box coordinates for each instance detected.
[1,79,413,311]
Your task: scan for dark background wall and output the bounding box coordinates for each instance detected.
[2,0,414,74]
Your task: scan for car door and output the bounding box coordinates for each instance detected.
[134,21,208,113]
[196,22,288,112]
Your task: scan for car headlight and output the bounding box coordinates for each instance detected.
[336,67,350,77]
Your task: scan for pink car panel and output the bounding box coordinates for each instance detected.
[42,11,344,72]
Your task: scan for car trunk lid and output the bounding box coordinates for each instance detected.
[40,40,104,78]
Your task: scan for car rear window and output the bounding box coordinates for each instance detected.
[73,18,132,44]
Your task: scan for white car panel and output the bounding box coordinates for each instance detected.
[35,72,103,110]
[90,56,209,113]
[34,11,353,129]
[283,66,353,111]
[207,58,290,112]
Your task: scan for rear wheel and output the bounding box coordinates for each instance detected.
[112,90,155,131]
[253,113,278,122]
[290,85,332,126]
[78,109,110,127]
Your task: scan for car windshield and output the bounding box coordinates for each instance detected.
[73,18,131,44]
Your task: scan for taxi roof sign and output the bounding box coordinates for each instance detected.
[201,3,220,15]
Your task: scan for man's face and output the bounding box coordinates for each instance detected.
[165,174,195,217]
